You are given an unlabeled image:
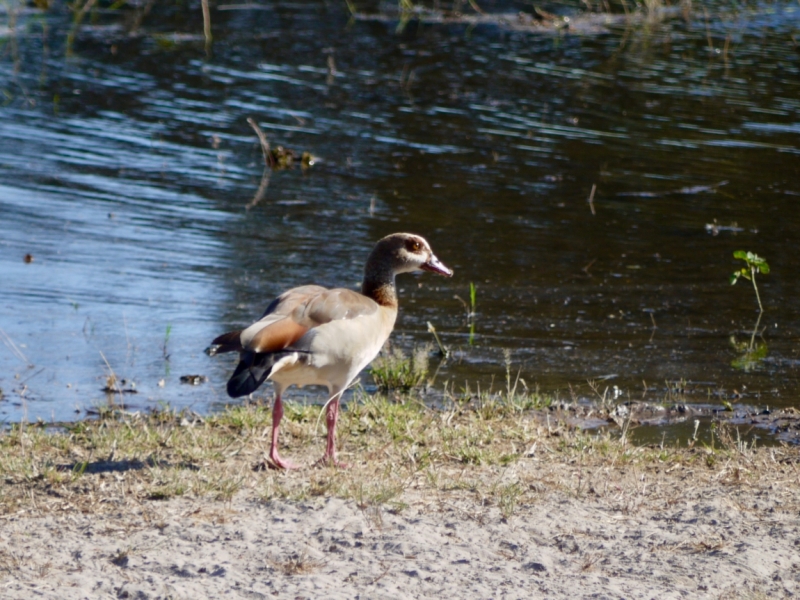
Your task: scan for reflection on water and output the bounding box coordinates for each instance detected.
[0,0,798,430]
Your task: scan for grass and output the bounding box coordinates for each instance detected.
[0,388,797,522]
[369,343,431,392]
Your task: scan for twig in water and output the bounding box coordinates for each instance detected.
[201,0,213,51]
[247,117,273,168]
[246,118,274,209]
[587,183,597,215]
[99,351,124,409]
[647,310,657,342]
[0,328,31,366]
[246,170,271,211]
[722,33,731,64]
[326,55,336,86]
[619,401,633,444]
[703,8,714,53]
[467,0,486,15]
[128,0,156,35]
[426,322,449,358]
[343,0,358,16]
[67,0,100,56]
[19,367,45,386]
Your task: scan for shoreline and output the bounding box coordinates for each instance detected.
[1,399,798,598]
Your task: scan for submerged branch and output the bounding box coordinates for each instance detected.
[247,117,273,168]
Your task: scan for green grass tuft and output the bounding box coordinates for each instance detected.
[369,344,431,392]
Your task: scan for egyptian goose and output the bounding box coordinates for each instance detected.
[207,233,453,469]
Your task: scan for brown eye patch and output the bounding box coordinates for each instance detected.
[405,239,423,252]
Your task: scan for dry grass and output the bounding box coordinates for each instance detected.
[0,391,798,520]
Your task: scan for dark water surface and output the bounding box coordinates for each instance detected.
[1,0,799,432]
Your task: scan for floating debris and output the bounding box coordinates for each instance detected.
[246,117,317,171]
[706,219,745,236]
[102,375,137,394]
[267,146,316,170]
[620,180,729,198]
[244,117,318,210]
[179,375,208,385]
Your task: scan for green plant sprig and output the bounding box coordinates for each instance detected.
[730,250,769,313]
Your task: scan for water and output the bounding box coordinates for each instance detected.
[1,0,799,431]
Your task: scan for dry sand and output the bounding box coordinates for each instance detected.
[2,462,798,599]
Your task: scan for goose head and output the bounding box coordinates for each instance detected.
[366,233,453,280]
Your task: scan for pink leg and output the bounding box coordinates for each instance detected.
[318,393,348,468]
[268,394,300,470]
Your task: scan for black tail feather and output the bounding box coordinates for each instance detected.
[226,352,272,398]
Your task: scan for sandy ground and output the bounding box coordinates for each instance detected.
[1,470,798,599]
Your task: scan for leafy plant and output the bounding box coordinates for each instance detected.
[729,251,770,370]
[730,251,769,313]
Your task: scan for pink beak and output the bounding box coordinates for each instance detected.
[421,254,453,277]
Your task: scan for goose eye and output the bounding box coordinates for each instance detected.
[406,240,422,252]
